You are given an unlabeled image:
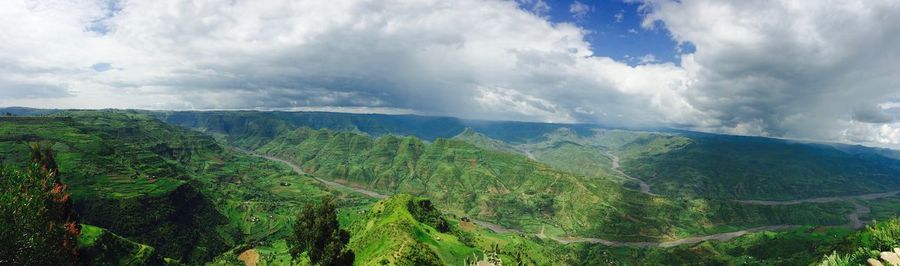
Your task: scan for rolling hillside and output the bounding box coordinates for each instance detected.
[251,127,853,241]
[3,109,900,265]
[0,111,369,263]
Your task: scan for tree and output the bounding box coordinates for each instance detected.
[0,142,79,265]
[288,196,354,265]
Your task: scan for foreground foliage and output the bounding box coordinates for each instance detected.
[0,143,79,265]
[290,197,355,265]
[817,218,900,265]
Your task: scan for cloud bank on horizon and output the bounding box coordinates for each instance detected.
[1,0,899,147]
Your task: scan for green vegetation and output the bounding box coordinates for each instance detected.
[161,110,900,201]
[452,128,525,156]
[156,111,467,147]
[155,110,600,146]
[0,112,368,263]
[0,143,79,265]
[289,197,355,265]
[254,127,854,241]
[454,124,900,202]
[619,133,900,200]
[515,128,622,182]
[0,112,238,262]
[5,109,900,265]
[348,194,473,265]
[572,226,855,265]
[815,218,900,265]
[76,224,168,265]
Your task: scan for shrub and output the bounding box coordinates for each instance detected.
[288,196,354,265]
[0,142,79,265]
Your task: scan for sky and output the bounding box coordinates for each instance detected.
[1,0,899,148]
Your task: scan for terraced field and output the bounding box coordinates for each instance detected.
[4,109,900,265]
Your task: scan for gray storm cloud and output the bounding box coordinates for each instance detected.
[641,0,900,145]
[0,0,898,147]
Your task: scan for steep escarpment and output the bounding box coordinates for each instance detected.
[0,112,240,263]
[75,182,238,263]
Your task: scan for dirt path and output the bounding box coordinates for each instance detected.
[603,152,899,211]
[845,202,871,229]
[549,225,801,248]
[471,217,800,248]
[470,219,520,234]
[602,151,888,231]
[732,189,900,230]
[607,153,656,196]
[246,149,871,248]
[247,151,387,199]
[736,190,900,206]
[237,249,260,266]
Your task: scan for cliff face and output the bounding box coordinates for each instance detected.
[74,183,239,263]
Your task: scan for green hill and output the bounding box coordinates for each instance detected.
[4,109,900,264]
[348,194,476,265]
[253,127,853,241]
[452,128,524,156]
[0,113,235,262]
[153,110,600,146]
[815,217,900,265]
[461,127,900,201]
[619,133,900,200]
[0,111,361,263]
[154,110,900,201]
[76,224,171,265]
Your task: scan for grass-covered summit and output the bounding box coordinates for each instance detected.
[348,194,475,265]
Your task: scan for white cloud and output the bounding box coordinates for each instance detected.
[518,0,550,16]
[639,0,900,147]
[842,122,900,146]
[1,0,900,147]
[569,1,592,19]
[475,86,573,123]
[637,54,657,64]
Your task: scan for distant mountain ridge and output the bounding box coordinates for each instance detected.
[7,108,900,201]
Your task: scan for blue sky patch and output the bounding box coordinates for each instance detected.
[523,0,683,65]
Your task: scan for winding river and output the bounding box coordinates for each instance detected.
[247,150,890,248]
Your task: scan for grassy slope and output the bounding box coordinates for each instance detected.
[470,127,900,201]
[6,110,897,264]
[348,194,475,265]
[254,127,853,241]
[348,194,578,265]
[573,226,855,265]
[0,113,233,262]
[452,128,524,155]
[76,224,170,265]
[454,128,624,184]
[815,218,900,265]
[0,112,372,264]
[617,133,900,200]
[157,110,900,201]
